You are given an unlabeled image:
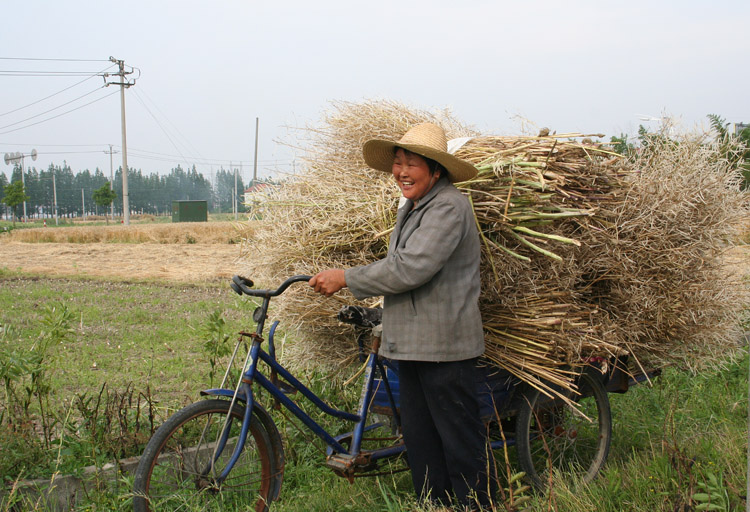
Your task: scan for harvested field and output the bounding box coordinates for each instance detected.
[0,221,255,282]
[0,242,243,281]
[4,221,245,244]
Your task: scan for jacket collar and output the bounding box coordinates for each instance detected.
[402,176,450,212]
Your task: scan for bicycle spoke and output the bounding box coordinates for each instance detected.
[134,400,278,512]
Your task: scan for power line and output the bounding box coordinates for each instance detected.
[0,142,110,148]
[0,57,110,62]
[133,85,206,161]
[0,64,115,118]
[0,70,113,77]
[0,89,118,136]
[29,150,113,157]
[0,86,106,130]
[122,145,292,166]
[130,88,191,170]
[0,139,295,168]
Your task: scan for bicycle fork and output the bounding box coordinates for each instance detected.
[203,331,264,484]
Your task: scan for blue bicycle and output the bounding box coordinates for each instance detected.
[133,275,649,511]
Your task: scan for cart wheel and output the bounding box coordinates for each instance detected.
[515,370,612,489]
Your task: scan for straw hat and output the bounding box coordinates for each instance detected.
[362,123,478,183]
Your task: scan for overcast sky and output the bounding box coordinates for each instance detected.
[1,0,748,184]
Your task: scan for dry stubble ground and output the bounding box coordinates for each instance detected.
[0,222,251,282]
[0,241,243,281]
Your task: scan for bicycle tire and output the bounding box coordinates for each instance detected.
[133,399,281,512]
[515,371,612,489]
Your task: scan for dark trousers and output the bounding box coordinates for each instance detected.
[398,359,495,510]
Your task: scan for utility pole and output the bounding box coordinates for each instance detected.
[253,117,259,188]
[20,155,26,222]
[52,173,58,226]
[81,188,86,220]
[3,149,36,222]
[210,166,214,213]
[232,161,238,220]
[108,144,114,220]
[104,57,138,225]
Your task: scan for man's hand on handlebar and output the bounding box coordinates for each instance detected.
[309,269,347,297]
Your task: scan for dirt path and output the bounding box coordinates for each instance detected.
[0,241,245,282]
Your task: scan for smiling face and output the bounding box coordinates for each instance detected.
[391,148,440,203]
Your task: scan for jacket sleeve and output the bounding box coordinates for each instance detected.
[346,199,466,300]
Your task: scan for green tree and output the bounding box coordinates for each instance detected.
[0,173,7,219]
[2,181,30,224]
[610,133,636,157]
[92,184,118,224]
[708,114,750,189]
[214,168,246,213]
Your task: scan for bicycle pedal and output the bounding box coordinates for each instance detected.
[325,453,356,471]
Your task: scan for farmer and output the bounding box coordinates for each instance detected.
[309,123,494,510]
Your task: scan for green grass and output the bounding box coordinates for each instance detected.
[530,356,748,511]
[0,271,254,403]
[0,271,747,511]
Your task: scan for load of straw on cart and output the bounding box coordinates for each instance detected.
[239,100,749,397]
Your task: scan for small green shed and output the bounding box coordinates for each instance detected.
[172,200,208,222]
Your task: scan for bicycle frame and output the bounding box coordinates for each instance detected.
[200,275,404,482]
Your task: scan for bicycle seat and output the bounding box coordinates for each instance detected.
[337,305,382,328]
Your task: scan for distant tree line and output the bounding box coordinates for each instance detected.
[0,163,270,219]
[610,114,750,189]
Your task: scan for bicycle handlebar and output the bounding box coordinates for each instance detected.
[231,274,312,298]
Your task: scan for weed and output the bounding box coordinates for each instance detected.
[377,476,401,512]
[0,304,73,444]
[71,382,155,463]
[693,470,730,511]
[201,309,234,386]
[0,304,75,482]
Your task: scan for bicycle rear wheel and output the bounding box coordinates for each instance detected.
[133,399,280,512]
[515,371,612,489]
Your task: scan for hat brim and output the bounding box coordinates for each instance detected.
[362,139,478,183]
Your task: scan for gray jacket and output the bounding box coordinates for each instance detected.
[346,177,484,361]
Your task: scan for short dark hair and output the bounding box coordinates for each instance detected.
[394,147,445,176]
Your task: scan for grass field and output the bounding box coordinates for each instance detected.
[0,221,747,511]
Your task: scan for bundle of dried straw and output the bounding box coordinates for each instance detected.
[241,100,748,394]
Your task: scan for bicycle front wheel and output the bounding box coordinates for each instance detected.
[133,399,280,512]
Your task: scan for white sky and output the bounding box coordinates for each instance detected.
[1,0,748,184]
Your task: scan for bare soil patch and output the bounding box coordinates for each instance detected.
[0,241,244,282]
[0,222,255,282]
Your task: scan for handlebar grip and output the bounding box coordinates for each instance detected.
[231,275,255,295]
[230,274,313,297]
[230,281,242,295]
[236,275,254,288]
